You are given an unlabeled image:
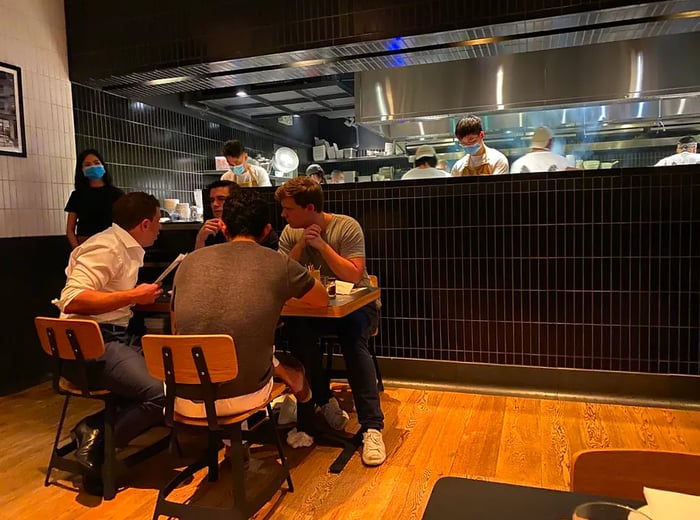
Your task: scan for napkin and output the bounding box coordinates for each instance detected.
[335,280,354,295]
[643,487,700,520]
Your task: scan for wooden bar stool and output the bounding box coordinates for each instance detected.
[142,334,292,520]
[34,317,119,499]
[324,274,384,391]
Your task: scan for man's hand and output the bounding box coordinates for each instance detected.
[195,218,221,249]
[130,283,163,305]
[303,224,326,250]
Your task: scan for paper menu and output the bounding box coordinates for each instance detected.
[643,486,700,520]
[154,253,186,284]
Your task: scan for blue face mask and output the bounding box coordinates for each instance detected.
[462,144,481,155]
[83,164,105,180]
[231,165,245,175]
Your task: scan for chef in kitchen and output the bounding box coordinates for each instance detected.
[451,115,509,176]
[220,140,272,187]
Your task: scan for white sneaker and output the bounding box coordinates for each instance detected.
[320,397,349,431]
[286,428,314,448]
[361,429,386,466]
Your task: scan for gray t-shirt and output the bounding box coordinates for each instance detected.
[278,213,371,289]
[173,241,314,397]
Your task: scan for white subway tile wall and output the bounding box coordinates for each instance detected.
[0,0,74,238]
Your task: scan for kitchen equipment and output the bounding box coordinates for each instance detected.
[312,145,326,161]
[163,198,179,212]
[583,160,601,170]
[269,147,300,178]
[342,148,357,158]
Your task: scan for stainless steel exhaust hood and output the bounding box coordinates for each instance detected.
[356,32,700,147]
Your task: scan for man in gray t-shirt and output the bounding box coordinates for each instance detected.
[173,191,328,401]
[275,177,386,467]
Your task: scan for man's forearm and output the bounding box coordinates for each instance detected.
[318,244,363,283]
[287,240,305,262]
[64,289,137,315]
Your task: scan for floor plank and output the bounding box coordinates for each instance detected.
[2,382,700,519]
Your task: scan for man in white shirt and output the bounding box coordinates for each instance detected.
[451,115,509,176]
[401,145,451,180]
[220,140,272,187]
[510,126,572,173]
[52,192,165,491]
[655,136,700,166]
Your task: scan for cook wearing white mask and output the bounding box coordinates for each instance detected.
[451,115,509,176]
[220,139,272,187]
[654,136,700,167]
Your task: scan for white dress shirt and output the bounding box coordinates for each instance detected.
[53,224,144,327]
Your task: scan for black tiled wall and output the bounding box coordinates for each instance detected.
[65,0,642,81]
[72,84,275,204]
[270,168,700,376]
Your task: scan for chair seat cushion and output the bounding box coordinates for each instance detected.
[58,377,110,397]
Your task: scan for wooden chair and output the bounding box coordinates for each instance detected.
[323,274,385,391]
[571,449,700,500]
[142,334,292,520]
[35,317,116,499]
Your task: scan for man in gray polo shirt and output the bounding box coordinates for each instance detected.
[173,190,328,416]
[275,177,386,466]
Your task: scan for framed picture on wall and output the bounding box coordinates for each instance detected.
[0,61,27,157]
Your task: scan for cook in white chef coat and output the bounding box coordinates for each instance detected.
[451,115,509,176]
[654,136,700,167]
[220,140,272,187]
[402,145,450,180]
[510,126,572,173]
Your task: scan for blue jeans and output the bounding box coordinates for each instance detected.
[285,304,384,432]
[77,326,165,447]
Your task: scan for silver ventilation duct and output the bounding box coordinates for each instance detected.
[356,32,700,149]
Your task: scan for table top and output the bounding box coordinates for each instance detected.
[281,287,380,318]
[135,287,380,319]
[421,477,643,520]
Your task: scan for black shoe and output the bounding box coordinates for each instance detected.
[82,475,104,496]
[71,420,103,473]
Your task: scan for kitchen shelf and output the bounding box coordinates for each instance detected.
[198,170,229,174]
[316,155,409,164]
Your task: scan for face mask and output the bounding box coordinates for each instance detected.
[83,164,105,180]
[231,165,245,175]
[462,144,481,155]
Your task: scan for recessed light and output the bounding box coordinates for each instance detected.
[236,90,248,97]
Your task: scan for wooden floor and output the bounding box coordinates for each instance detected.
[2,382,700,519]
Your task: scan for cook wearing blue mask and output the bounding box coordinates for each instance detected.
[451,115,509,176]
[230,164,246,175]
[220,139,272,187]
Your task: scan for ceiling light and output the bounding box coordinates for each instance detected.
[236,90,248,97]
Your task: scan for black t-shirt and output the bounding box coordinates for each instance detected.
[205,228,280,251]
[64,186,125,237]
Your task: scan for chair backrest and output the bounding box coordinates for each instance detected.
[571,449,700,500]
[34,317,105,360]
[142,334,238,384]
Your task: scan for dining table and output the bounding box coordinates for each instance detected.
[421,477,644,520]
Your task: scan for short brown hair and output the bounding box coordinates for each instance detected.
[274,177,324,213]
[113,192,159,230]
[455,115,483,139]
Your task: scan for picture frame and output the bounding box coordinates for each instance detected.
[0,61,27,157]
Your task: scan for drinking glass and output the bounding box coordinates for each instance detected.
[572,502,653,520]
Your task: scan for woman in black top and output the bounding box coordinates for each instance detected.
[64,149,124,249]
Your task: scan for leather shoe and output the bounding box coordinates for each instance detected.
[71,420,103,473]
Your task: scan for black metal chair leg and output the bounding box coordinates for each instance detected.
[267,404,294,492]
[207,430,220,482]
[45,396,71,487]
[102,400,117,500]
[229,425,247,508]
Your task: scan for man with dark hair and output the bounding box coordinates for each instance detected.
[655,136,700,166]
[274,177,387,467]
[220,140,271,187]
[401,145,450,180]
[195,179,278,250]
[52,191,165,494]
[172,190,328,418]
[451,115,509,176]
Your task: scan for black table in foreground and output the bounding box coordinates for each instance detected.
[421,477,643,520]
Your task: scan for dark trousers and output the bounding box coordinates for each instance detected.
[285,304,384,432]
[78,327,165,447]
